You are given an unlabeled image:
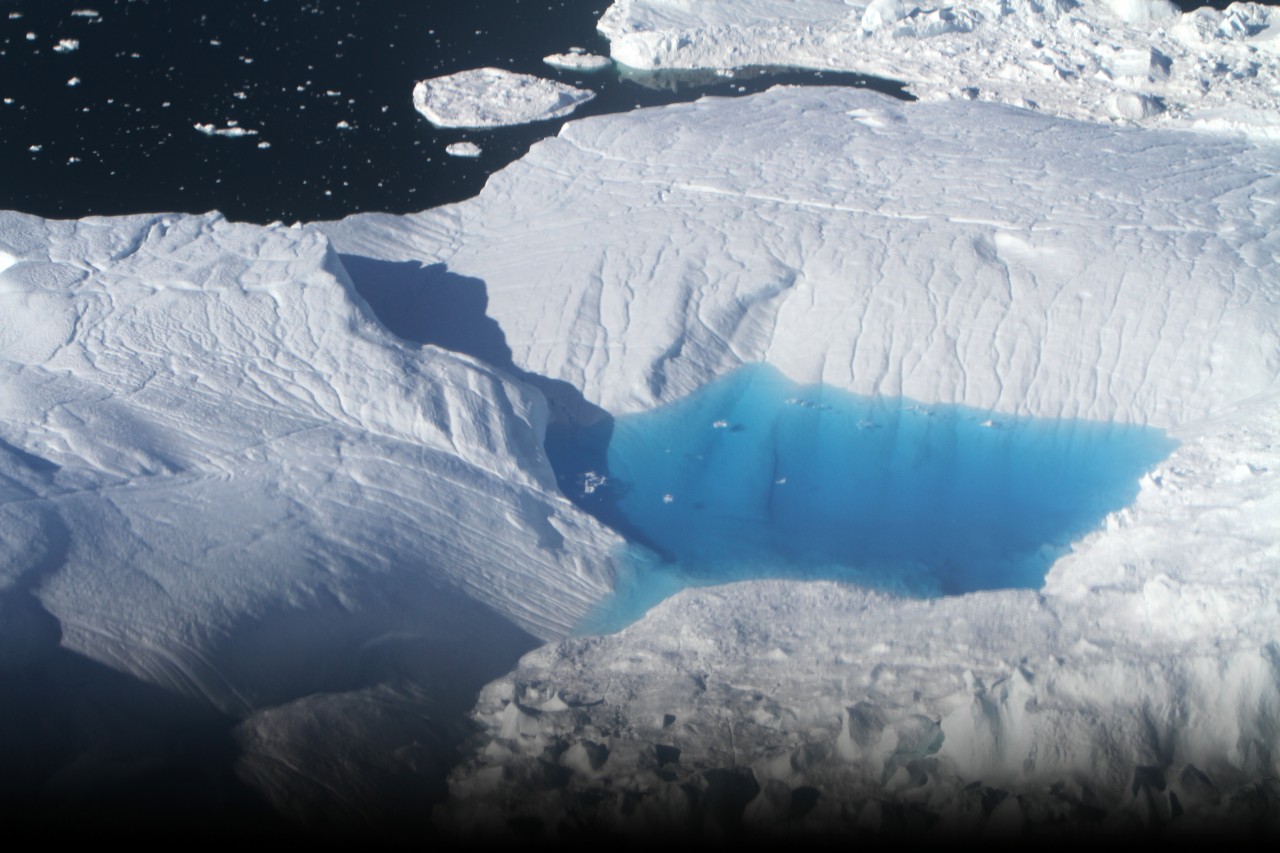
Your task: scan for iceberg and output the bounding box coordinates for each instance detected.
[323,86,1280,837]
[411,67,596,129]
[598,0,1280,140]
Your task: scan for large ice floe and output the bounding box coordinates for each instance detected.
[599,0,1280,140]
[1,2,1279,844]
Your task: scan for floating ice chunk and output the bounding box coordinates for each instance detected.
[1107,91,1165,120]
[53,38,80,53]
[411,67,595,129]
[1109,46,1172,82]
[712,419,729,428]
[66,77,81,87]
[1107,0,1178,25]
[861,0,909,32]
[543,52,612,72]
[662,494,675,504]
[70,9,100,18]
[446,141,483,158]
[582,471,607,495]
[194,122,260,138]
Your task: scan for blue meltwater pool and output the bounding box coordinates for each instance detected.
[546,364,1177,632]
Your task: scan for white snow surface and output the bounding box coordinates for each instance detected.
[412,67,596,129]
[325,88,1280,429]
[598,0,1280,141]
[0,211,620,716]
[321,87,1280,834]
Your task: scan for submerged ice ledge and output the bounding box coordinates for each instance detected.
[549,363,1177,631]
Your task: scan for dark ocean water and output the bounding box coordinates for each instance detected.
[0,0,907,224]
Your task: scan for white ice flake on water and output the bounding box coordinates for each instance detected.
[543,52,612,72]
[53,39,80,53]
[412,67,595,129]
[445,141,482,158]
[194,122,259,138]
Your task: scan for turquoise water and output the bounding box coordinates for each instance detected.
[546,365,1176,632]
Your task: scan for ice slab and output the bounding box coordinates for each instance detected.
[543,51,613,72]
[446,141,483,158]
[412,67,596,129]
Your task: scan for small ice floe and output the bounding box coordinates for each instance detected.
[256,141,271,149]
[28,144,42,152]
[712,419,729,429]
[336,120,353,130]
[194,122,259,138]
[412,67,595,128]
[774,477,787,485]
[582,471,607,495]
[25,32,35,41]
[53,39,80,53]
[543,52,612,72]
[980,419,1002,429]
[662,493,675,504]
[446,141,482,158]
[785,397,831,411]
[66,77,81,87]
[71,9,100,18]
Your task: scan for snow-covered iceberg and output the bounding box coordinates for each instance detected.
[324,86,1280,836]
[598,0,1280,140]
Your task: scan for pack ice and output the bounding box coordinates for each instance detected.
[326,86,1280,836]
